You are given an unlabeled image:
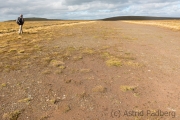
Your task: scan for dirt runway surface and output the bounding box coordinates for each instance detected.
[0,21,180,120]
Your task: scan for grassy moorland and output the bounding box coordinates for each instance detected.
[0,21,84,35]
[0,20,180,120]
[123,20,180,31]
[0,20,142,120]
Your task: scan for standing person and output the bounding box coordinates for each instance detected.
[16,14,24,34]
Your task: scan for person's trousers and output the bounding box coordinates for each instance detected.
[19,25,23,34]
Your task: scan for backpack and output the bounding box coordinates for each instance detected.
[16,17,24,25]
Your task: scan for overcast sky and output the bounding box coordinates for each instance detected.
[0,0,180,21]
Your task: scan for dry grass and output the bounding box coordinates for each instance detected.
[92,85,107,93]
[77,91,88,99]
[49,99,59,104]
[80,69,91,73]
[100,50,141,67]
[55,70,63,74]
[120,85,137,92]
[82,48,95,54]
[42,70,51,75]
[18,98,32,103]
[0,21,94,72]
[123,20,180,31]
[1,83,7,87]
[101,52,111,58]
[39,115,50,120]
[3,110,21,120]
[59,66,66,69]
[0,21,84,35]
[50,60,65,67]
[61,104,71,113]
[124,61,140,67]
[73,56,83,61]
[64,79,72,83]
[106,58,122,67]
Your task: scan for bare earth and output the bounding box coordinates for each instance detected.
[0,21,180,120]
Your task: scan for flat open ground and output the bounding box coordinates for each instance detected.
[0,20,180,120]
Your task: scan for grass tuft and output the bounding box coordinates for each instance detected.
[120,85,137,92]
[101,52,111,58]
[1,83,7,87]
[18,98,32,103]
[80,69,91,73]
[3,110,21,120]
[62,104,71,113]
[83,48,95,54]
[124,61,140,67]
[92,85,107,93]
[49,99,58,104]
[59,66,66,69]
[73,56,83,61]
[50,60,65,67]
[106,58,122,67]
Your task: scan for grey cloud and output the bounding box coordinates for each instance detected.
[63,0,127,5]
[0,0,180,21]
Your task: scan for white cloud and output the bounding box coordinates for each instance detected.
[0,0,180,21]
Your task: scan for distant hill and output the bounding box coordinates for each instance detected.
[24,17,62,21]
[6,17,63,22]
[102,16,180,21]
[6,16,180,22]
